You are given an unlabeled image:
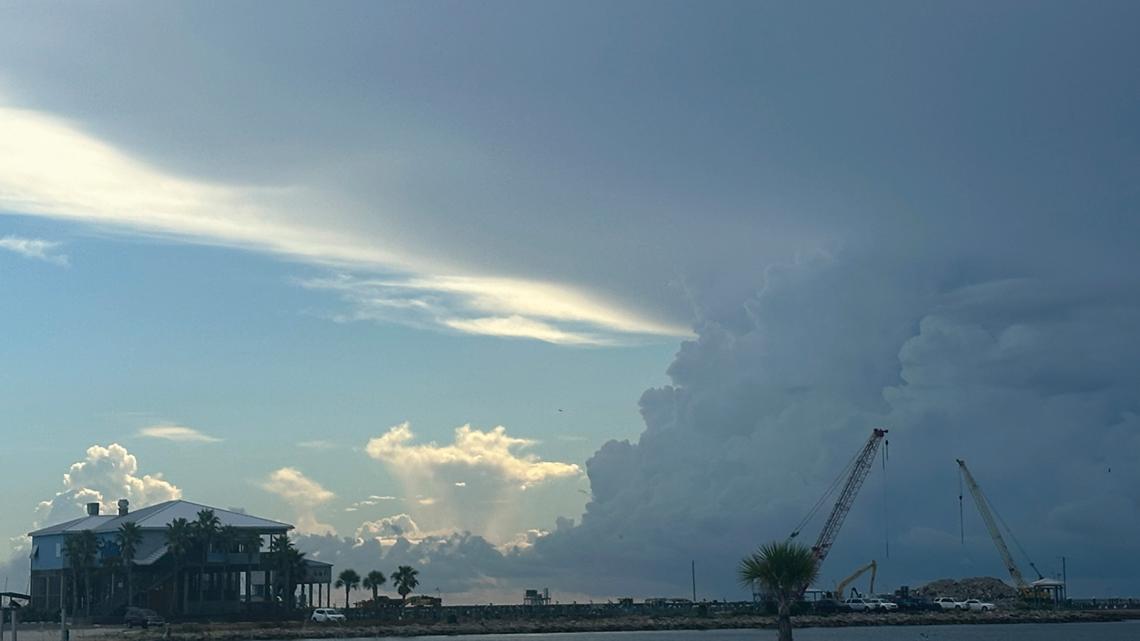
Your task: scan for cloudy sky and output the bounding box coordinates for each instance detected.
[2,1,1138,602]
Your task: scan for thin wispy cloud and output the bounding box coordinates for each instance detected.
[297,439,336,450]
[0,235,69,266]
[0,103,688,346]
[137,424,222,443]
[298,274,686,346]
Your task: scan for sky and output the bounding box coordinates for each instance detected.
[2,0,1139,603]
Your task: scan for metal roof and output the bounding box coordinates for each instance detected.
[29,500,292,536]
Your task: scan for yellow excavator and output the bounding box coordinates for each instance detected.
[834,560,877,600]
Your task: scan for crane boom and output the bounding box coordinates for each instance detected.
[956,459,1028,590]
[812,428,889,563]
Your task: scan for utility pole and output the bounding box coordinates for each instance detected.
[1061,556,1067,602]
[59,574,67,641]
[691,561,696,602]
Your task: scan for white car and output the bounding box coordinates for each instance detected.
[843,597,873,611]
[933,597,966,610]
[311,608,346,622]
[867,597,898,611]
[963,598,996,612]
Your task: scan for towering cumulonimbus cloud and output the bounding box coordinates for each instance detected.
[292,248,1140,599]
[36,443,182,526]
[525,251,1140,598]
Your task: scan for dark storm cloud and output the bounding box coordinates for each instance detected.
[3,0,1139,599]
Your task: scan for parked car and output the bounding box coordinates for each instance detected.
[867,597,899,611]
[963,598,996,612]
[933,596,966,610]
[844,597,874,611]
[124,607,164,628]
[311,608,347,622]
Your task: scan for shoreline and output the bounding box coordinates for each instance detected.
[13,609,1140,641]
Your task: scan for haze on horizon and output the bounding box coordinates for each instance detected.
[2,1,1138,603]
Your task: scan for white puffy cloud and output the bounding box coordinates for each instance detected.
[366,422,581,486]
[260,467,336,535]
[138,424,221,443]
[365,423,582,544]
[35,443,182,525]
[354,514,423,544]
[0,235,68,266]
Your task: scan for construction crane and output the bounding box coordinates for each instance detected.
[835,560,877,599]
[791,428,889,566]
[956,459,1043,591]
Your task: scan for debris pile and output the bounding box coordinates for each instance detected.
[916,577,1017,601]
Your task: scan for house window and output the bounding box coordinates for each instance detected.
[56,543,62,558]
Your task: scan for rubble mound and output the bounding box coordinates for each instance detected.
[916,577,1017,600]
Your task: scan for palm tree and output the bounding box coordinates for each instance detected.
[62,534,83,615]
[362,570,386,602]
[116,522,143,607]
[101,547,122,607]
[739,541,819,641]
[391,566,419,603]
[334,569,360,610]
[268,534,292,607]
[239,531,262,605]
[217,526,239,601]
[285,547,307,608]
[66,530,101,617]
[193,509,221,605]
[165,518,194,615]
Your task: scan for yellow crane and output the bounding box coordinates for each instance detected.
[835,560,877,599]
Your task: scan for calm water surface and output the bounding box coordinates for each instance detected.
[308,621,1140,641]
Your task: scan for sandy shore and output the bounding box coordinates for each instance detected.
[8,610,1140,641]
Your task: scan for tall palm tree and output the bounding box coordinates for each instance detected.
[68,530,101,617]
[102,547,122,606]
[739,541,819,641]
[62,534,83,615]
[193,509,221,605]
[268,534,293,607]
[217,526,239,601]
[334,569,360,610]
[239,531,262,605]
[362,570,386,602]
[116,522,143,607]
[391,566,419,603]
[165,518,194,615]
[285,547,307,609]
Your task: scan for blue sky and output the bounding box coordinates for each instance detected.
[2,1,1139,601]
[0,212,674,548]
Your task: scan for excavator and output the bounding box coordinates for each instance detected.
[834,560,877,599]
[957,459,1048,599]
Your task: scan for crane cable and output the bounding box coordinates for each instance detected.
[975,480,1044,580]
[882,438,890,560]
[789,445,863,540]
[958,470,965,545]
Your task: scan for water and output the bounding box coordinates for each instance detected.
[315,621,1140,641]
